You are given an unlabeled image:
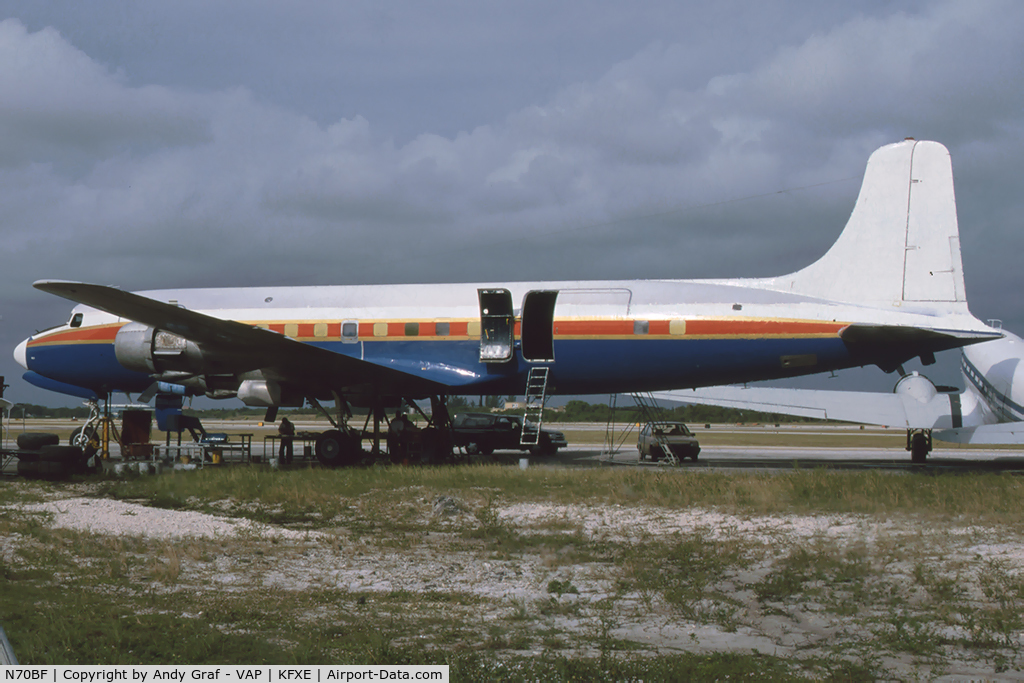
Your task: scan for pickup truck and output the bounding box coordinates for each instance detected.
[452,412,567,456]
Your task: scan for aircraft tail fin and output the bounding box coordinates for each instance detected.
[764,139,968,311]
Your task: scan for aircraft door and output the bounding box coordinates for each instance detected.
[521,290,558,362]
[478,289,514,362]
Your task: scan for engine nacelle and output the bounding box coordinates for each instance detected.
[114,323,205,375]
[237,379,304,407]
[894,372,938,404]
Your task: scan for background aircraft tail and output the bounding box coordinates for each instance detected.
[763,139,969,312]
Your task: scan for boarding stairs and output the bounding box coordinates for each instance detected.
[520,367,550,446]
[631,392,679,464]
[601,392,675,461]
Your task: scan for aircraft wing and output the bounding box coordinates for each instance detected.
[33,280,481,394]
[933,424,1024,445]
[656,381,966,429]
[655,386,913,426]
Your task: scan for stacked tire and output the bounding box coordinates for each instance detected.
[15,433,93,480]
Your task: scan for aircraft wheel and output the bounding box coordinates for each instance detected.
[910,433,929,464]
[70,426,99,450]
[315,430,360,467]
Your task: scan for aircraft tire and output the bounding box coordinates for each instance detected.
[315,430,344,467]
[17,432,60,451]
[315,430,361,468]
[70,426,98,449]
[910,433,929,464]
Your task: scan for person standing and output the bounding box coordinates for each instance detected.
[278,416,295,464]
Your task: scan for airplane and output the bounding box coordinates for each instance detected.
[13,139,1002,466]
[655,327,1024,464]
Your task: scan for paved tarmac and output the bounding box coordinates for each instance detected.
[544,443,1024,472]
[6,432,1024,476]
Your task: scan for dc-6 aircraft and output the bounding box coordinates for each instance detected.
[14,139,1001,465]
[657,328,1024,464]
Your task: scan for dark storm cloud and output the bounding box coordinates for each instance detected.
[0,0,1022,403]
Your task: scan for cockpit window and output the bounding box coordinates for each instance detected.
[70,313,83,328]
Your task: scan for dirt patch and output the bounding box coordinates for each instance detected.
[5,488,1024,678]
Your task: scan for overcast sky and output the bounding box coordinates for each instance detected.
[2,0,1023,406]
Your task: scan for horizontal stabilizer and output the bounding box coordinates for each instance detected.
[933,424,1024,445]
[840,324,1003,372]
[657,387,910,426]
[656,383,959,429]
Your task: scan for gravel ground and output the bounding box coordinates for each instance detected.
[5,486,1024,679]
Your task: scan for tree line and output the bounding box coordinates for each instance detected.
[9,397,815,425]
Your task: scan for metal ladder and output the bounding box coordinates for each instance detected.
[630,392,678,463]
[601,393,640,460]
[520,367,550,446]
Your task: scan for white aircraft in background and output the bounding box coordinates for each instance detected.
[657,328,1024,463]
[15,139,1001,465]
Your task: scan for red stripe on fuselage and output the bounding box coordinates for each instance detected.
[27,317,848,348]
[27,324,122,347]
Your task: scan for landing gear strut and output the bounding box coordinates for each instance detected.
[307,396,363,467]
[907,428,932,464]
[303,394,457,467]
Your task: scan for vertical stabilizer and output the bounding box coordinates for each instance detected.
[765,140,968,311]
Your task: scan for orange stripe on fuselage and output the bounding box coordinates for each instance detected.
[27,323,122,347]
[685,319,845,337]
[27,317,848,347]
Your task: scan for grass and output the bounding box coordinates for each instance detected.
[95,464,1024,525]
[6,459,1024,677]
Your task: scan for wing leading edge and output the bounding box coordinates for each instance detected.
[32,280,481,395]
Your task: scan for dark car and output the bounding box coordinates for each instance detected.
[452,412,567,456]
[637,421,700,464]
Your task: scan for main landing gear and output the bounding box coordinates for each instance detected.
[907,428,932,464]
[304,394,456,467]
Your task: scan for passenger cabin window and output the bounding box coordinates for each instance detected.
[405,322,419,337]
[70,313,83,328]
[634,320,649,335]
[341,321,359,343]
[435,322,450,336]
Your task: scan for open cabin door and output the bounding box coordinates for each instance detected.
[521,290,558,362]
[478,288,514,362]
